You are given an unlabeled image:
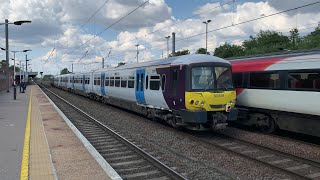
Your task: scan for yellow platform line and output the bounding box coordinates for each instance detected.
[20,89,32,180]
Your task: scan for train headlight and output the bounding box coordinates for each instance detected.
[200,101,205,107]
[195,101,199,105]
[189,100,194,104]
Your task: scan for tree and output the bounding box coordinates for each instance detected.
[43,75,53,81]
[0,60,6,69]
[243,30,290,55]
[117,62,126,67]
[196,48,208,54]
[214,43,245,58]
[169,49,190,57]
[9,65,20,72]
[60,68,69,75]
[298,23,320,49]
[289,28,300,49]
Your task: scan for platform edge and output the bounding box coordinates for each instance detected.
[39,86,122,180]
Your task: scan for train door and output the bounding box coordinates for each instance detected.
[135,69,146,104]
[169,66,185,109]
[101,72,105,96]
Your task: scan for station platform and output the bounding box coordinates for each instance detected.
[0,85,113,180]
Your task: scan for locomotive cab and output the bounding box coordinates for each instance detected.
[167,55,237,130]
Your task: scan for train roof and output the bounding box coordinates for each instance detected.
[94,54,229,73]
[227,48,320,62]
[55,54,229,77]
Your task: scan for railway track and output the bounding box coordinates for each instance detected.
[40,85,186,180]
[41,84,320,179]
[191,132,320,180]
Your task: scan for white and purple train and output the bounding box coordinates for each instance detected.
[54,54,237,130]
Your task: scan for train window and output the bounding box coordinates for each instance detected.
[121,77,127,88]
[115,77,120,87]
[288,72,320,90]
[150,75,160,90]
[128,76,134,88]
[141,73,144,91]
[249,72,280,89]
[136,74,139,91]
[97,77,101,86]
[161,74,166,91]
[110,77,115,86]
[233,73,243,88]
[105,77,109,86]
[146,75,149,89]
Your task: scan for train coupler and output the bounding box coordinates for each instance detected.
[211,112,228,130]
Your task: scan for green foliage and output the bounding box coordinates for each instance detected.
[117,62,126,67]
[214,43,245,58]
[43,75,53,81]
[289,28,300,49]
[60,68,69,75]
[298,23,320,49]
[9,65,20,72]
[0,60,6,68]
[213,25,320,58]
[170,49,190,57]
[242,30,290,55]
[196,48,208,54]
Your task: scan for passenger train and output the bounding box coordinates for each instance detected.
[229,49,320,137]
[54,54,237,130]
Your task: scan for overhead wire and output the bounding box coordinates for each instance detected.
[44,48,55,63]
[58,1,320,70]
[60,0,150,61]
[69,0,111,41]
[114,0,235,47]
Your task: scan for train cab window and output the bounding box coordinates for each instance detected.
[161,74,166,91]
[146,75,149,89]
[288,72,320,90]
[115,77,120,87]
[249,72,280,89]
[128,76,134,88]
[110,77,114,86]
[150,75,160,90]
[105,77,109,86]
[121,77,127,88]
[233,73,243,88]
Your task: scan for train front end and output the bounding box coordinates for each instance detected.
[183,60,237,130]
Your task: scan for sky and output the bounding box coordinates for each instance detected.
[0,0,320,76]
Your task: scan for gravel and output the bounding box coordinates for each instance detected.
[222,127,320,162]
[46,86,311,180]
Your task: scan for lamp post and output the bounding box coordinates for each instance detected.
[25,53,31,85]
[202,20,211,55]
[19,60,22,92]
[165,36,170,58]
[0,19,31,93]
[0,47,31,99]
[135,44,139,63]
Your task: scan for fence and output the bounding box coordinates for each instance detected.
[0,71,13,92]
